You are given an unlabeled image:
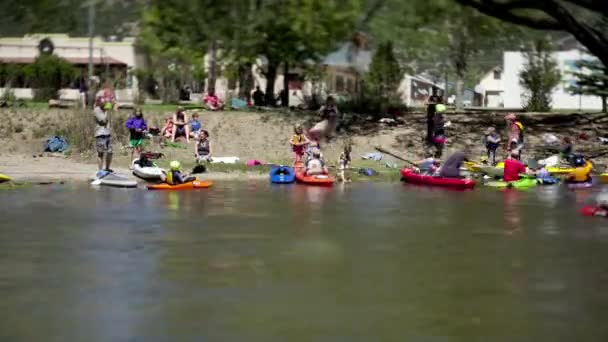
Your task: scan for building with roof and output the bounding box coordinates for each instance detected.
[475,48,604,111]
[0,34,138,102]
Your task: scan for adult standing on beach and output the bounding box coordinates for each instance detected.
[425,86,443,144]
[506,113,524,160]
[308,96,341,145]
[94,97,113,172]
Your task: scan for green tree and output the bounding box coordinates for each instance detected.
[369,0,532,110]
[23,54,76,101]
[362,41,402,115]
[519,39,561,112]
[141,0,360,106]
[568,59,608,112]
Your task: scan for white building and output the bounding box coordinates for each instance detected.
[475,49,604,110]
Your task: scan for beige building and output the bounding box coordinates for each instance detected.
[0,34,138,102]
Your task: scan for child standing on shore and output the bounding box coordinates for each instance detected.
[125,108,147,162]
[290,125,310,165]
[337,143,352,182]
[484,127,501,165]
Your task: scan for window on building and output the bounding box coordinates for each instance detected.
[493,69,501,80]
[335,75,345,92]
[346,78,354,93]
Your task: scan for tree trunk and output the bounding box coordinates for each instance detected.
[238,63,254,101]
[282,62,289,107]
[265,61,278,106]
[207,41,217,92]
[602,95,607,113]
[455,75,465,111]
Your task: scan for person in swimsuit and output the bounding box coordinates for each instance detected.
[308,96,340,144]
[506,113,524,160]
[194,130,212,163]
[172,106,190,143]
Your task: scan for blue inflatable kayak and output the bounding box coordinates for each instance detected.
[270,165,295,184]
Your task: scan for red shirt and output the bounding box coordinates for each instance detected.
[503,159,526,182]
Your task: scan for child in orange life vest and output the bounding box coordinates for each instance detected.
[290,124,310,165]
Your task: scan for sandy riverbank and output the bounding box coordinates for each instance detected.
[1,107,608,183]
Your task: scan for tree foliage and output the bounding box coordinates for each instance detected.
[368,0,532,110]
[21,54,76,101]
[140,0,360,105]
[568,59,608,112]
[519,39,561,112]
[361,41,403,115]
[454,0,608,68]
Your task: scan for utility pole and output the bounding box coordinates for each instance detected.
[88,1,96,108]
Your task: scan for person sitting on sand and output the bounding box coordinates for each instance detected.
[161,160,196,185]
[125,108,147,162]
[305,148,328,176]
[194,130,212,163]
[290,124,310,165]
[161,117,174,139]
[189,112,202,138]
[439,151,469,179]
[203,88,223,111]
[503,151,527,182]
[172,107,190,143]
[566,155,592,184]
[484,127,501,165]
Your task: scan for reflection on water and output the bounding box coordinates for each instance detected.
[1,182,608,341]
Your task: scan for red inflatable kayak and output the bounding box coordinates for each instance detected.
[147,180,213,190]
[581,206,607,217]
[400,168,476,190]
[294,162,335,186]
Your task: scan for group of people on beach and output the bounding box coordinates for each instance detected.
[422,89,592,185]
[288,96,351,180]
[92,89,213,181]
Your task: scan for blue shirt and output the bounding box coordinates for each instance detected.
[189,119,201,132]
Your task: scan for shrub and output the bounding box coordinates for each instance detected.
[519,39,561,112]
[23,54,76,101]
[55,109,130,153]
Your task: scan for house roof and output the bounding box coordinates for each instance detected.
[321,43,372,72]
[0,56,126,65]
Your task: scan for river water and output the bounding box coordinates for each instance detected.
[1,182,608,341]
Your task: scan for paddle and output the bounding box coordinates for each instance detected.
[374,146,418,168]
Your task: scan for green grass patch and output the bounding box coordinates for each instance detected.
[0,182,32,191]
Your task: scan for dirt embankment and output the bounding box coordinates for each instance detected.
[1,107,607,181]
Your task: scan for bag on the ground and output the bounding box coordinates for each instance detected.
[44,136,69,152]
[358,168,379,176]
